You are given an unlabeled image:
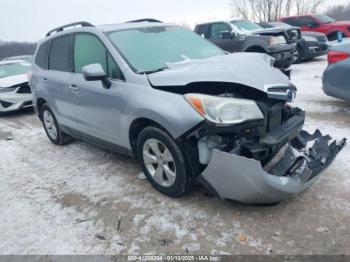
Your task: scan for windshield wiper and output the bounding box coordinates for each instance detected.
[138,67,168,74]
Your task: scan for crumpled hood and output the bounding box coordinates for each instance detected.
[0,74,28,88]
[147,53,291,93]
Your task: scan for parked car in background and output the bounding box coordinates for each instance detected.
[30,20,346,204]
[259,22,328,63]
[323,42,350,101]
[280,14,350,41]
[194,19,296,75]
[0,59,32,114]
[2,55,33,62]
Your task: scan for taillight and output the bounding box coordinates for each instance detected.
[328,50,349,64]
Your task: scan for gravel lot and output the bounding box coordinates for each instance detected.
[0,56,349,255]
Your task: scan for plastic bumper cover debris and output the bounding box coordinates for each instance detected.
[199,130,346,204]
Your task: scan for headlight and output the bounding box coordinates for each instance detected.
[269,36,287,45]
[185,94,264,125]
[302,36,318,42]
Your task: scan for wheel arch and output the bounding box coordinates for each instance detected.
[129,117,172,157]
[36,97,48,119]
[327,30,345,41]
[244,45,267,53]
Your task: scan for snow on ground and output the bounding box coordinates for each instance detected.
[0,56,349,255]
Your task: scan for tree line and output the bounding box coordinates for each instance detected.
[231,0,324,22]
[0,41,37,60]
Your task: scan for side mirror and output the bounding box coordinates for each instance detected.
[82,63,111,89]
[220,31,233,39]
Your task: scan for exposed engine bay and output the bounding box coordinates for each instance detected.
[168,82,346,204]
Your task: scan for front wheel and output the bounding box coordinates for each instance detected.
[137,126,190,198]
[293,46,303,64]
[40,104,73,145]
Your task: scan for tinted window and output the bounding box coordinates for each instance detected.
[35,41,51,69]
[283,18,299,27]
[196,24,210,39]
[49,35,73,72]
[74,34,123,79]
[210,23,232,38]
[299,16,316,27]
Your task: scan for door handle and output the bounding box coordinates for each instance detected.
[68,84,79,93]
[43,77,49,84]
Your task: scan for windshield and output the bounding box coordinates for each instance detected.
[0,62,31,79]
[230,20,263,32]
[315,15,335,24]
[107,26,225,73]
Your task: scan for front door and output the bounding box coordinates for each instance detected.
[69,33,126,145]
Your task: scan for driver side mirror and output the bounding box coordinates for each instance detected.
[82,63,111,89]
[220,31,234,39]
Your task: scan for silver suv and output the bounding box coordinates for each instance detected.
[30,20,345,204]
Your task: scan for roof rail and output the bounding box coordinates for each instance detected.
[126,18,162,23]
[46,21,95,37]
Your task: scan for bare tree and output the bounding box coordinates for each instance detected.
[295,0,324,15]
[0,42,36,60]
[231,0,324,22]
[326,3,350,20]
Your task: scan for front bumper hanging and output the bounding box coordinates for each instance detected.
[199,129,346,204]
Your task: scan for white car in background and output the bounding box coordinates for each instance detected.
[0,59,32,114]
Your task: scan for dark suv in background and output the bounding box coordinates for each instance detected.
[194,19,296,74]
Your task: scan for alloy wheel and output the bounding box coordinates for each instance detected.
[43,110,58,140]
[142,138,177,187]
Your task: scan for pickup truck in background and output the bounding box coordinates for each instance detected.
[280,14,350,41]
[194,19,296,75]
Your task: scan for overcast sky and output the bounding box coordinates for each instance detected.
[1,0,349,42]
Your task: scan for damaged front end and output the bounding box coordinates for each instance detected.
[182,87,346,204]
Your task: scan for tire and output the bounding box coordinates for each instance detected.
[137,126,190,198]
[293,46,303,64]
[327,32,343,42]
[40,104,73,145]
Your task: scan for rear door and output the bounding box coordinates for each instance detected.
[69,33,126,144]
[45,34,76,129]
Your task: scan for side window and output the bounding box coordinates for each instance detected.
[35,40,51,69]
[299,16,316,27]
[210,23,231,39]
[283,18,299,27]
[107,54,123,80]
[49,35,73,72]
[196,25,210,39]
[74,33,123,80]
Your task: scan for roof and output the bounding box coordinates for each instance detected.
[97,22,177,33]
[44,20,178,40]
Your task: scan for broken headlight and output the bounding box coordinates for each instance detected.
[185,94,264,125]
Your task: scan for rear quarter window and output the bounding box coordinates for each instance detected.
[35,40,51,70]
[48,35,73,72]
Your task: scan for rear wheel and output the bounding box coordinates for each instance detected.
[40,104,73,145]
[137,126,190,198]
